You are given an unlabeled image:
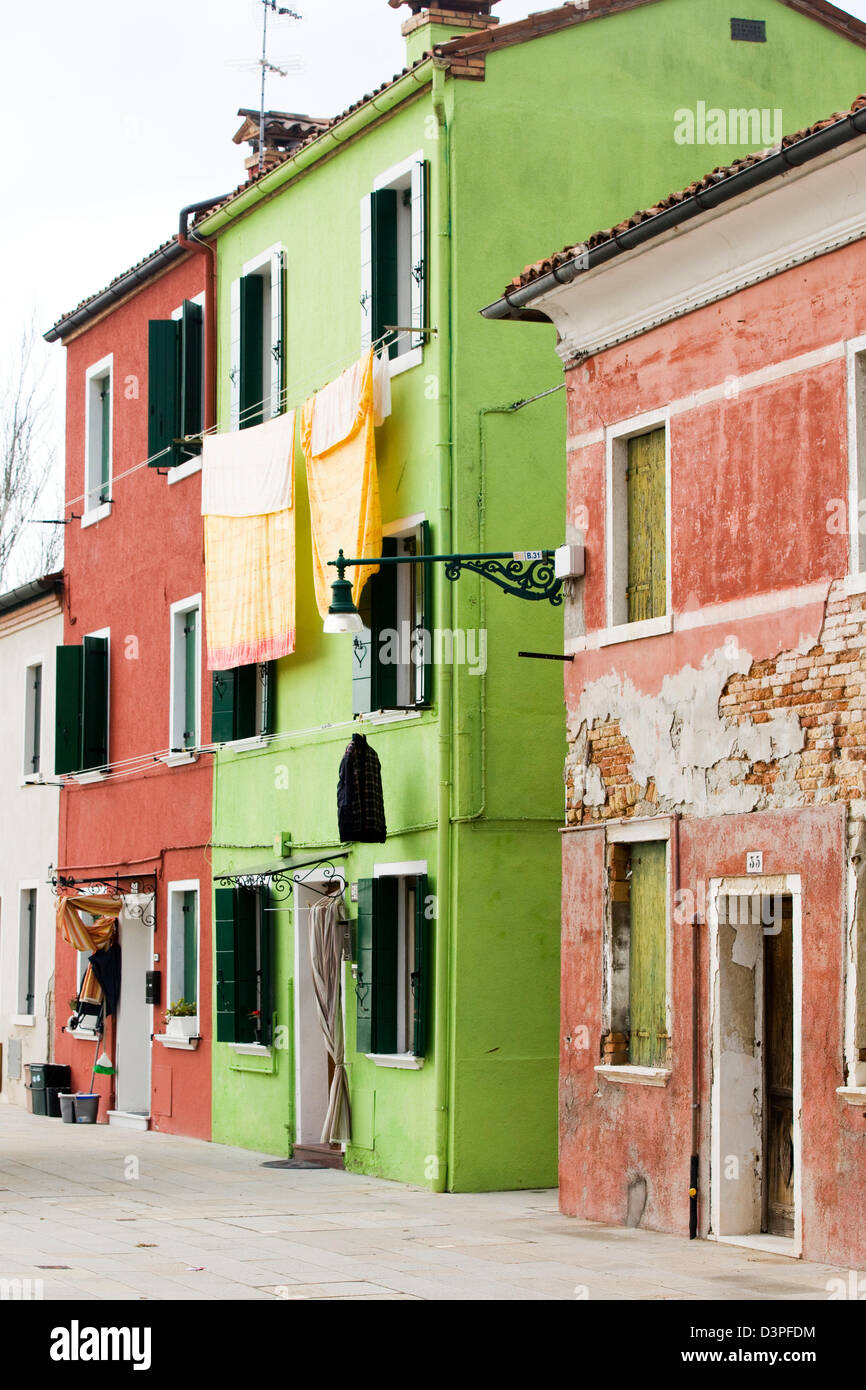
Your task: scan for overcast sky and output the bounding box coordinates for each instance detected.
[3,0,866,575]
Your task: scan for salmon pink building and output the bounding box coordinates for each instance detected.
[45,223,216,1138]
[487,96,866,1266]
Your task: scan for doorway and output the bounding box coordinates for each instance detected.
[113,895,153,1120]
[293,882,334,1147]
[709,876,801,1252]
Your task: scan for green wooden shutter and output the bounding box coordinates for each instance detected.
[54,646,83,774]
[182,891,198,1005]
[356,878,375,1053]
[371,537,399,710]
[259,889,273,1045]
[235,887,259,1043]
[240,273,264,430]
[417,520,432,706]
[148,319,181,467]
[81,635,108,770]
[215,887,238,1042]
[99,376,111,500]
[211,669,237,743]
[260,661,276,737]
[183,609,198,749]
[374,877,399,1055]
[412,873,430,1058]
[352,585,373,717]
[410,161,429,350]
[627,428,666,622]
[371,188,399,358]
[180,300,204,453]
[236,663,258,740]
[628,842,668,1067]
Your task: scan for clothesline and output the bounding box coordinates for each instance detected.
[58,329,413,515]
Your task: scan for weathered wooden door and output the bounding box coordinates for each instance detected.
[763,897,795,1237]
[627,428,666,622]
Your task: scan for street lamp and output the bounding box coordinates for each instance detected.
[324,545,581,633]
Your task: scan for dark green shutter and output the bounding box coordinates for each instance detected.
[235,886,259,1043]
[55,646,83,774]
[180,300,204,453]
[412,874,430,1058]
[182,891,197,1004]
[629,842,668,1067]
[81,636,108,770]
[215,887,238,1042]
[259,889,272,1045]
[236,664,258,740]
[627,429,666,622]
[356,878,375,1053]
[374,877,399,1055]
[148,319,181,467]
[99,377,111,500]
[260,661,276,737]
[183,609,197,749]
[211,669,237,743]
[371,537,398,710]
[371,188,399,358]
[240,273,264,429]
[352,586,373,717]
[417,520,432,706]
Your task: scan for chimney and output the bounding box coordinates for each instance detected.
[233,109,331,182]
[388,2,500,67]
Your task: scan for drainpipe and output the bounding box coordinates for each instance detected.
[431,57,453,1194]
[178,196,224,433]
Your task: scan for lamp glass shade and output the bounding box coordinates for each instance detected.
[323,609,364,634]
[324,573,364,634]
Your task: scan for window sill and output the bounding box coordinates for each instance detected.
[20,774,45,787]
[71,768,108,784]
[836,1085,866,1106]
[597,615,672,648]
[222,736,268,753]
[229,1043,271,1057]
[153,1033,200,1051]
[166,455,202,486]
[12,1015,35,1028]
[366,1052,424,1070]
[389,346,423,380]
[594,1064,671,1087]
[67,1026,102,1042]
[160,751,200,767]
[81,502,112,529]
[357,708,423,728]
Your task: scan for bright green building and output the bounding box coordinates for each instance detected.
[198,0,866,1190]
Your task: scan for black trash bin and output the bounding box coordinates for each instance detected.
[26,1084,48,1116]
[45,1087,64,1118]
[27,1063,71,1090]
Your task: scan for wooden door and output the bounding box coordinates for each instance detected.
[763,897,794,1237]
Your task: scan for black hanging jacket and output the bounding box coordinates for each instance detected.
[337,733,387,843]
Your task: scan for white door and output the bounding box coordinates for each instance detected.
[294,885,331,1145]
[114,897,153,1115]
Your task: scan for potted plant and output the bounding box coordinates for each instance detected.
[163,999,199,1038]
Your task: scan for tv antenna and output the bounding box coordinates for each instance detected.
[258,2,303,172]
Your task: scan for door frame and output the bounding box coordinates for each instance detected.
[708,873,803,1255]
[293,877,346,1149]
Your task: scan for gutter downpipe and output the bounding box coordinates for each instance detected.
[178,197,224,434]
[481,106,866,321]
[431,57,453,1194]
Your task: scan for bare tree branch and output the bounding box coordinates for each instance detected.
[0,324,62,590]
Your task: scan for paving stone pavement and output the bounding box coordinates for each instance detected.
[0,1106,851,1301]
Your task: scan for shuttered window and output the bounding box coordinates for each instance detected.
[626,428,666,622]
[361,160,429,359]
[148,302,203,467]
[55,637,108,774]
[214,885,272,1045]
[240,273,264,429]
[85,360,113,511]
[608,840,668,1068]
[231,251,285,432]
[211,662,276,743]
[183,609,198,750]
[355,874,430,1058]
[353,522,432,715]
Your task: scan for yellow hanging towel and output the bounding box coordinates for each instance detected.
[301,348,388,618]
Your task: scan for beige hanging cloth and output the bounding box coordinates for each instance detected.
[56,892,123,1007]
[308,893,352,1144]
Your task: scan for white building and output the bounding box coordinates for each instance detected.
[0,574,63,1109]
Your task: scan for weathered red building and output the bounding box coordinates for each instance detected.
[45,232,214,1138]
[489,98,866,1265]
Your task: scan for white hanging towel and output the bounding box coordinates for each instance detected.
[309,350,391,458]
[201,411,295,518]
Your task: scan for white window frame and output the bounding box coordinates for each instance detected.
[362,150,426,378]
[229,245,285,431]
[596,825,673,1086]
[21,655,44,784]
[82,353,114,526]
[846,334,866,580]
[167,292,206,485]
[168,594,202,756]
[367,860,428,1067]
[16,882,39,1022]
[602,408,672,645]
[166,880,200,1014]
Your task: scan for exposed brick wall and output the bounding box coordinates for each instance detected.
[565,582,866,823]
